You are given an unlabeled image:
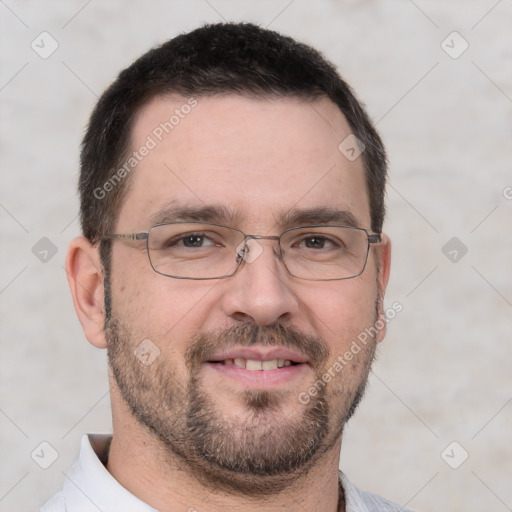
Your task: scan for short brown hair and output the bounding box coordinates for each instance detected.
[79,22,387,245]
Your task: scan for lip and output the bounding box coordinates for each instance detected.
[204,360,310,388]
[206,347,309,364]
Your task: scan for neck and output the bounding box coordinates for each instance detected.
[107,391,344,512]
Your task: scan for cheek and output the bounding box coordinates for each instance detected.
[304,276,378,345]
[312,285,378,396]
[111,253,219,349]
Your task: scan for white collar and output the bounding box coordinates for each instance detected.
[57,434,406,512]
[62,434,157,511]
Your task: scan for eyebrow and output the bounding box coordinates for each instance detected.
[148,202,239,226]
[277,207,361,229]
[148,203,361,230]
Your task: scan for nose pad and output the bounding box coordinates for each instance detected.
[235,238,264,264]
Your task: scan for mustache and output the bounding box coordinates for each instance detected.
[185,323,330,369]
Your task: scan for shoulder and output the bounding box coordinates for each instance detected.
[38,491,66,512]
[340,472,414,512]
[349,489,412,512]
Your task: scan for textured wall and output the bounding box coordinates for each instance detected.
[1,1,511,511]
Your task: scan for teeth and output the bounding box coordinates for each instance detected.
[246,359,263,371]
[262,359,278,370]
[222,358,293,370]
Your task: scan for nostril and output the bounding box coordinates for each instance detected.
[231,312,254,324]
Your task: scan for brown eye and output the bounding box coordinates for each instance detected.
[182,235,206,247]
[305,236,325,248]
[301,236,337,249]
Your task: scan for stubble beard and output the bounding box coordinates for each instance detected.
[106,312,377,496]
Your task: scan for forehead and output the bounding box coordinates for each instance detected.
[118,94,370,231]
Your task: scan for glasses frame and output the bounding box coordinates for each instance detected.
[101,222,382,281]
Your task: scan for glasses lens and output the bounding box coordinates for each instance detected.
[280,226,370,280]
[147,223,244,279]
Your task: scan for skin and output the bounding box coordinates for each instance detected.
[66,95,391,512]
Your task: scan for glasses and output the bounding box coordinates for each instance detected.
[101,222,381,281]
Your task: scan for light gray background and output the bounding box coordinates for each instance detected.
[1,1,511,511]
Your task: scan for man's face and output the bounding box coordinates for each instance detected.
[105,95,389,492]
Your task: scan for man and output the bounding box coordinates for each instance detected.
[41,22,408,511]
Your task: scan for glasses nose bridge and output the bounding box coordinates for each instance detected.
[244,233,281,242]
[236,233,283,267]
[243,233,282,252]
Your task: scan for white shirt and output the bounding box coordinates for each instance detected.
[39,434,412,512]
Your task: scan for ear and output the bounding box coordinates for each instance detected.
[65,237,107,349]
[375,233,391,343]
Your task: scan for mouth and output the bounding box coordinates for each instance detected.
[203,348,310,388]
[209,358,300,370]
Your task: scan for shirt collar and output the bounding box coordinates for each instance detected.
[62,434,157,512]
[63,434,390,512]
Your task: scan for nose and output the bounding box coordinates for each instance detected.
[219,238,300,326]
